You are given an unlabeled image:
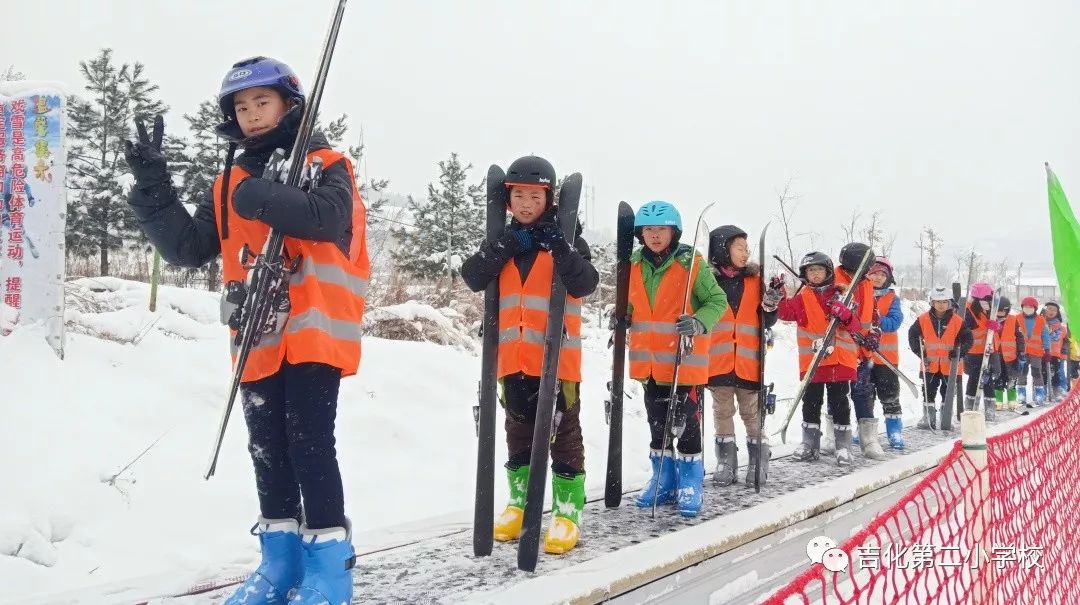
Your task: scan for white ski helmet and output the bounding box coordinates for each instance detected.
[929,286,952,303]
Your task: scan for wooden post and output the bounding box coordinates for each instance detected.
[961,410,994,603]
[149,249,161,312]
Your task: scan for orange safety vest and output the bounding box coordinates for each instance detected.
[869,291,899,365]
[708,274,761,381]
[966,303,988,355]
[1018,314,1047,356]
[997,313,1020,362]
[796,287,858,376]
[215,148,369,383]
[1049,321,1068,360]
[628,254,711,385]
[918,312,964,374]
[835,268,875,330]
[496,253,583,381]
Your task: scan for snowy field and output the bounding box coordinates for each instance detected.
[0,278,934,601]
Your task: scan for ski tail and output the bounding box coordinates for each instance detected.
[473,164,507,557]
[604,201,636,508]
[517,174,583,572]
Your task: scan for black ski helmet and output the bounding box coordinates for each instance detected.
[505,155,556,208]
[708,225,748,268]
[997,296,1012,313]
[799,251,834,283]
[839,242,874,273]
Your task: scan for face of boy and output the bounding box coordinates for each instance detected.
[728,237,749,268]
[233,86,290,138]
[642,226,674,253]
[868,270,887,288]
[508,185,547,225]
[805,265,827,285]
[933,300,952,314]
[1023,306,1036,315]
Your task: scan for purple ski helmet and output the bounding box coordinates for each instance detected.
[970,282,993,301]
[217,56,304,119]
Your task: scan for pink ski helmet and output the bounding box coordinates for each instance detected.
[970,282,993,300]
[868,255,894,287]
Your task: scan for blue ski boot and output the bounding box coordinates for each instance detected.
[884,415,905,450]
[289,522,355,605]
[1017,386,1028,405]
[225,518,303,605]
[636,450,678,507]
[1034,386,1047,406]
[676,453,704,517]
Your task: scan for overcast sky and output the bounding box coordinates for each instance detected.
[5,0,1079,270]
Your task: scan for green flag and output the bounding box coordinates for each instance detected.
[1047,163,1080,323]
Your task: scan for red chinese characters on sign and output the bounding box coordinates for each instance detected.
[5,100,27,282]
[3,277,21,309]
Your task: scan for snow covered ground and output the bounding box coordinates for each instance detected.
[0,278,933,601]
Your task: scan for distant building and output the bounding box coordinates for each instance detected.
[1016,277,1059,302]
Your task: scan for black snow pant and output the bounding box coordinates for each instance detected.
[1047,357,1067,391]
[803,381,851,426]
[852,362,902,419]
[501,373,584,476]
[921,371,961,405]
[240,360,346,530]
[964,353,986,397]
[644,379,703,455]
[1069,358,1079,385]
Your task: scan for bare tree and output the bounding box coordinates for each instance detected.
[924,227,944,287]
[840,209,861,243]
[863,211,884,250]
[963,248,985,288]
[882,231,898,258]
[914,231,926,291]
[775,177,801,270]
[988,257,1015,293]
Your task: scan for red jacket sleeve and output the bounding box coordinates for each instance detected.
[777,292,807,326]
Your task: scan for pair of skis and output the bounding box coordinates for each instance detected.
[940,282,967,431]
[472,165,582,572]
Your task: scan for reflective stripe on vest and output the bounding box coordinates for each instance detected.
[708,275,762,381]
[918,312,964,374]
[796,287,858,375]
[1019,314,1047,356]
[869,290,900,365]
[496,252,583,381]
[966,303,988,355]
[997,313,1019,362]
[627,253,711,385]
[216,148,369,383]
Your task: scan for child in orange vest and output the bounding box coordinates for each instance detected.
[626,201,728,518]
[1016,296,1051,405]
[124,57,367,604]
[460,155,598,554]
[705,225,778,486]
[908,287,972,429]
[1042,301,1069,401]
[776,252,864,467]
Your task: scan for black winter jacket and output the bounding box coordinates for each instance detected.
[908,309,973,365]
[460,217,598,299]
[127,128,355,270]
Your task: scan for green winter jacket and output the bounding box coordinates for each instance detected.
[628,243,728,333]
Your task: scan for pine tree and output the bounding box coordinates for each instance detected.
[1,65,26,81]
[392,153,484,283]
[66,49,170,275]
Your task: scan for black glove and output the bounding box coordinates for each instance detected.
[947,348,959,360]
[675,314,706,336]
[493,228,533,257]
[123,115,171,190]
[608,313,631,331]
[533,220,568,253]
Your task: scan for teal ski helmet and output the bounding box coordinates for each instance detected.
[634,201,683,231]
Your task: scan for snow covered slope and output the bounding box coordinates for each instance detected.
[1,278,932,602]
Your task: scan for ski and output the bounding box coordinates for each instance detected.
[204,0,349,480]
[755,221,772,493]
[604,201,635,508]
[652,202,715,518]
[775,247,875,443]
[517,173,583,572]
[941,282,966,431]
[973,289,1004,410]
[472,164,508,556]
